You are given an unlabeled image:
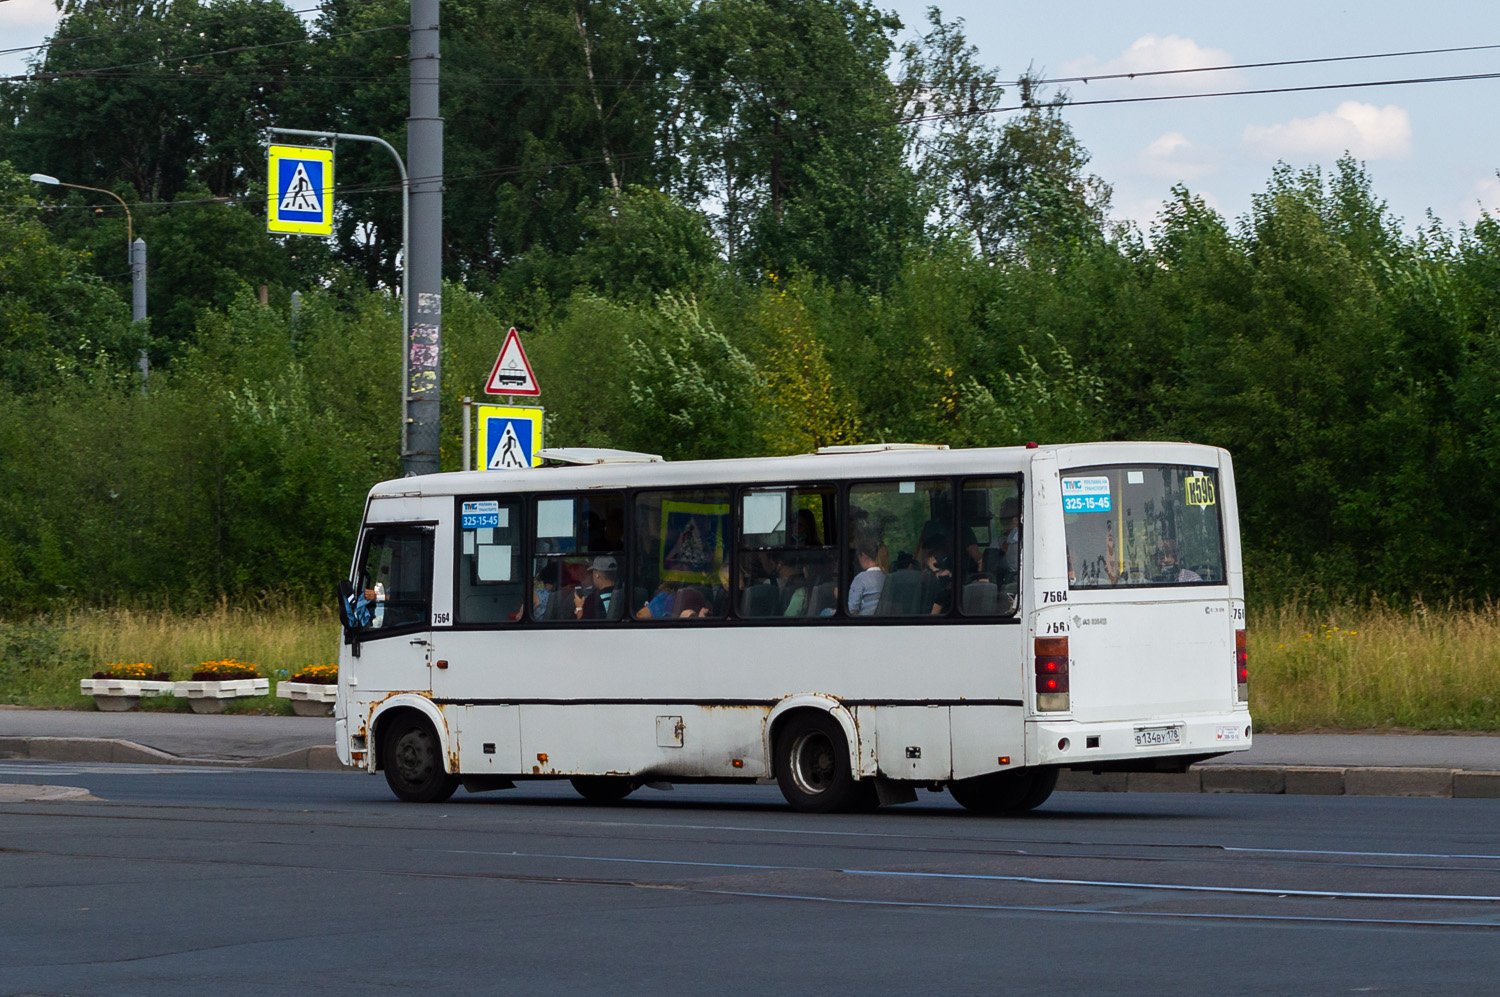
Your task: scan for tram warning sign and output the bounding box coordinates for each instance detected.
[484,327,540,395]
[267,144,334,236]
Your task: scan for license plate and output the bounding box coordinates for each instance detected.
[1134,726,1182,747]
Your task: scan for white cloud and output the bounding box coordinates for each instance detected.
[1138,131,1216,181]
[1061,35,1239,95]
[0,0,63,30]
[1459,175,1500,226]
[1243,102,1412,161]
[1113,189,1223,232]
[0,0,64,77]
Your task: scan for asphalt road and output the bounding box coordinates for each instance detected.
[3,763,1500,995]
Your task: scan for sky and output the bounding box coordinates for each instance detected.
[881,0,1500,233]
[3,0,1499,234]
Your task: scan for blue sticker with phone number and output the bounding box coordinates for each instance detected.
[1062,476,1112,513]
[462,500,500,529]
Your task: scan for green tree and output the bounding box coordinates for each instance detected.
[622,294,762,459]
[4,0,310,204]
[0,161,142,391]
[899,11,1110,257]
[679,0,924,287]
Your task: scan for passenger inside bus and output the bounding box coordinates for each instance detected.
[576,556,622,619]
[532,560,559,621]
[846,538,885,616]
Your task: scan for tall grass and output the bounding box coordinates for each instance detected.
[1250,600,1500,731]
[0,602,338,713]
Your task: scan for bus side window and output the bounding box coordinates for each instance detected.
[738,486,838,619]
[849,479,954,618]
[533,493,626,622]
[356,527,435,634]
[632,488,730,621]
[456,499,523,624]
[961,478,1021,616]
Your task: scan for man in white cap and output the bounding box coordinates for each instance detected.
[575,555,621,619]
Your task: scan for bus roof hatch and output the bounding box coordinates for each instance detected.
[814,443,950,455]
[536,447,666,466]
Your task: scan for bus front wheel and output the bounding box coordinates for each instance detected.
[948,766,1058,814]
[570,776,637,803]
[774,712,875,813]
[382,716,460,803]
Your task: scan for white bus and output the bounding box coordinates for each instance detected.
[335,441,1252,813]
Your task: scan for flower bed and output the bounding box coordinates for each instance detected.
[277,663,338,716]
[81,663,174,711]
[175,659,268,713]
[288,663,337,685]
[189,658,263,682]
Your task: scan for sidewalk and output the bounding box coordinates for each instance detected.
[2,707,1499,797]
[0,708,339,770]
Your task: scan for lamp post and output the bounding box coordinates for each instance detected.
[31,173,149,383]
[30,173,132,255]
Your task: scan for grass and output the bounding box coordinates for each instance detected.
[0,603,339,714]
[5,600,1500,730]
[1250,600,1500,732]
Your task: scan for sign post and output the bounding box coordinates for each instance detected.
[267,127,414,472]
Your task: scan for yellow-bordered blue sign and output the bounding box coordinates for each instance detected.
[477,405,544,469]
[267,144,334,235]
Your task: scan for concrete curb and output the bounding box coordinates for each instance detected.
[1059,764,1500,799]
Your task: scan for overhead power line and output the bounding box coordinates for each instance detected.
[4,23,406,82]
[0,4,327,59]
[1026,41,1500,89]
[905,68,1500,128]
[19,63,1500,213]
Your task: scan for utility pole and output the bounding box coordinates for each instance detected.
[405,0,442,476]
[132,236,148,386]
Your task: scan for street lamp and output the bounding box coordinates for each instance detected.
[30,173,133,255]
[31,173,149,382]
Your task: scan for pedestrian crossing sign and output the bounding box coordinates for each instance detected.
[477,405,544,470]
[267,144,334,235]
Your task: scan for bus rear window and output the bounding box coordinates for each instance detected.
[1064,465,1224,588]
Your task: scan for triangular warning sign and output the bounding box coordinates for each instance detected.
[279,162,322,214]
[488,422,530,469]
[484,327,540,395]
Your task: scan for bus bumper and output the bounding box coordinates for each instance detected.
[1026,712,1252,770]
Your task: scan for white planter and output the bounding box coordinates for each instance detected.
[174,678,271,714]
[277,681,337,716]
[80,678,175,712]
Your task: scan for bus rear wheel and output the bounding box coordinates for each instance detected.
[569,776,637,803]
[948,766,1058,814]
[774,712,874,813]
[382,716,459,803]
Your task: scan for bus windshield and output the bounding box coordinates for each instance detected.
[1064,464,1224,588]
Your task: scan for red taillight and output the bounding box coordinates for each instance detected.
[1035,636,1070,710]
[1235,628,1249,701]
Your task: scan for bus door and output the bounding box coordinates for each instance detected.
[346,525,437,698]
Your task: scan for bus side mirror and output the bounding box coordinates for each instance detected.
[336,579,367,653]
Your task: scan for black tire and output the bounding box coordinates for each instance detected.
[948,766,1058,814]
[569,776,637,803]
[774,712,870,813]
[382,716,459,803]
